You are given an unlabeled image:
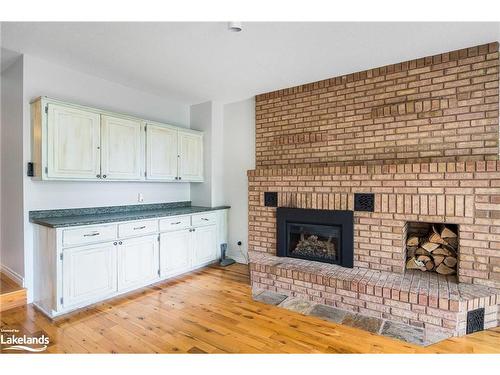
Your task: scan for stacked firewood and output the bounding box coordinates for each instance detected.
[405,225,458,275]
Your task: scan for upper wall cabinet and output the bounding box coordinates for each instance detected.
[178,130,204,182]
[46,104,101,179]
[145,124,203,182]
[101,115,144,180]
[145,123,178,181]
[31,97,203,182]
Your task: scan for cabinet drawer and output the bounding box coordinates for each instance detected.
[118,220,158,238]
[191,212,217,227]
[159,216,191,232]
[63,225,117,247]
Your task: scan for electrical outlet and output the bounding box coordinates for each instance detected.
[138,193,144,203]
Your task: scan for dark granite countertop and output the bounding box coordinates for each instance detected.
[29,201,230,228]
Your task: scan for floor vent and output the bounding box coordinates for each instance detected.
[354,193,375,212]
[466,308,485,334]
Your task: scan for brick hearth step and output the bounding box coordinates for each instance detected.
[249,252,500,337]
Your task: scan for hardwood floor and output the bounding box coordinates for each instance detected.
[0,272,22,294]
[1,263,499,354]
[0,272,27,312]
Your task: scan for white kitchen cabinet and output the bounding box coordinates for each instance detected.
[101,115,144,180]
[63,224,117,247]
[160,229,192,277]
[33,209,228,318]
[178,130,203,182]
[31,97,204,182]
[192,225,217,267]
[62,242,117,308]
[117,235,159,292]
[46,103,101,180]
[145,124,178,181]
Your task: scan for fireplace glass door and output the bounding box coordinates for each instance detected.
[287,222,341,263]
[277,207,353,267]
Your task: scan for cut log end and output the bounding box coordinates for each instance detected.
[440,225,457,239]
[436,263,456,275]
[406,235,419,247]
[443,256,457,268]
[421,241,440,252]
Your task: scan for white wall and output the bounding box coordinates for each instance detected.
[211,102,225,207]
[222,98,255,263]
[1,55,25,283]
[190,101,213,207]
[190,101,225,207]
[17,54,191,301]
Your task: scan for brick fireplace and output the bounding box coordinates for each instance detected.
[248,42,500,345]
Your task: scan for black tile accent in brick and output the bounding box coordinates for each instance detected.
[264,192,278,207]
[354,193,375,212]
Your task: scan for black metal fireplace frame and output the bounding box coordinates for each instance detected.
[276,207,354,267]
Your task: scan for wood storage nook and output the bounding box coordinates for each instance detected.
[405,222,458,275]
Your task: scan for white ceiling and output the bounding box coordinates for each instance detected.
[1,22,499,104]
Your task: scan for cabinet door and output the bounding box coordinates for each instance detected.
[160,229,192,277]
[178,130,203,182]
[117,235,159,291]
[192,225,217,267]
[47,104,101,179]
[101,115,144,180]
[145,124,178,181]
[62,242,117,308]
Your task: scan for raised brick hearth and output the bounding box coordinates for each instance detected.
[250,252,499,341]
[248,42,500,344]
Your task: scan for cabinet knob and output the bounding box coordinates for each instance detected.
[102,175,107,178]
[113,242,117,245]
[179,177,182,180]
[119,241,123,245]
[96,174,101,178]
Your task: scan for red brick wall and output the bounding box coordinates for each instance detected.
[248,161,500,288]
[255,42,499,168]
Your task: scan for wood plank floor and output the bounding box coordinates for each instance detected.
[0,272,22,294]
[1,263,499,354]
[0,272,27,312]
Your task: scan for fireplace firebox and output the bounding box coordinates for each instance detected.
[277,208,353,267]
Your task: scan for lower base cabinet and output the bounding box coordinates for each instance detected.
[192,225,217,267]
[118,235,160,292]
[62,242,118,309]
[160,229,192,277]
[33,209,228,318]
[160,225,217,277]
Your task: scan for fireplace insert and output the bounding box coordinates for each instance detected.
[277,208,353,267]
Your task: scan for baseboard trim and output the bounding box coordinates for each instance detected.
[1,264,24,287]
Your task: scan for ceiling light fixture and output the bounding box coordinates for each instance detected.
[228,22,243,32]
